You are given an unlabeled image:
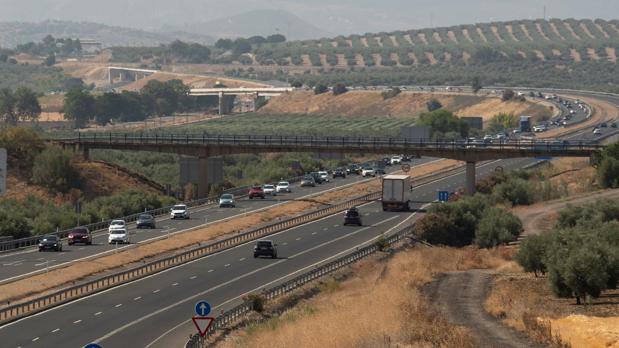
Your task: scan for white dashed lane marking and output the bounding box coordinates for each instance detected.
[134,297,142,301]
[224,264,231,267]
[51,328,60,333]
[153,289,160,293]
[208,269,214,273]
[94,311,103,316]
[73,319,82,324]
[32,337,39,342]
[239,258,246,261]
[190,276,197,280]
[115,304,122,308]
[172,283,179,286]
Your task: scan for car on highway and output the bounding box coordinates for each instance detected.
[136,214,156,229]
[248,186,266,199]
[375,167,386,175]
[593,128,602,135]
[612,123,617,128]
[382,157,392,166]
[170,204,190,219]
[276,181,291,193]
[67,227,92,245]
[332,168,346,178]
[318,171,330,182]
[310,172,324,184]
[600,122,608,128]
[343,207,362,226]
[361,167,376,177]
[300,176,316,187]
[108,220,129,244]
[253,240,278,258]
[38,235,63,252]
[218,194,236,208]
[262,184,277,196]
[390,156,402,165]
[347,164,361,174]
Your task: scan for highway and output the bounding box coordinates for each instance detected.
[0,89,617,348]
[0,157,439,283]
[0,156,529,348]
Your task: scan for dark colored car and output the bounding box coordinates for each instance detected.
[38,235,62,252]
[332,168,346,178]
[347,164,361,175]
[137,214,156,229]
[67,227,92,245]
[382,157,392,166]
[253,240,278,258]
[601,123,608,128]
[375,167,386,175]
[611,123,617,128]
[300,176,316,187]
[310,172,324,184]
[248,186,265,199]
[343,207,362,226]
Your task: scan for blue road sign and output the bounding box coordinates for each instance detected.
[84,344,102,348]
[195,300,211,316]
[438,191,449,202]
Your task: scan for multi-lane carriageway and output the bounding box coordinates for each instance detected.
[0,157,541,348]
[1,90,618,347]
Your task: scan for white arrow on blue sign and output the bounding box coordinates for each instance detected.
[438,191,449,202]
[195,300,211,316]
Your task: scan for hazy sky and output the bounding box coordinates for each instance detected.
[0,0,617,35]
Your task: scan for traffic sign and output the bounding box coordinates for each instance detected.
[195,300,211,316]
[0,148,6,196]
[83,344,102,348]
[438,191,449,202]
[192,316,215,337]
[401,164,411,173]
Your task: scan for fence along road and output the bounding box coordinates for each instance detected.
[0,156,532,348]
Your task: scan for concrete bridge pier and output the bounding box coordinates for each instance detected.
[465,161,476,196]
[180,156,224,198]
[73,144,90,161]
[218,91,224,116]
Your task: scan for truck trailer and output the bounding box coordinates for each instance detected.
[381,175,412,211]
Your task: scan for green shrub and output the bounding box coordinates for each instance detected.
[31,148,79,193]
[492,178,535,206]
[516,234,550,276]
[474,207,522,248]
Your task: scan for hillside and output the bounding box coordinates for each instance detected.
[4,158,163,203]
[183,9,332,40]
[0,20,214,48]
[259,91,554,122]
[250,18,619,67]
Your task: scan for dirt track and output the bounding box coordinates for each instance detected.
[425,270,541,348]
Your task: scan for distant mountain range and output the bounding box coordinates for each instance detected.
[0,21,215,48]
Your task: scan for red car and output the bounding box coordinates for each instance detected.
[248,186,265,199]
[67,227,92,245]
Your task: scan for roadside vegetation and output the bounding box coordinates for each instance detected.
[0,127,176,240]
[0,59,74,93]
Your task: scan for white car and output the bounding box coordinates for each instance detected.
[318,171,330,182]
[263,184,277,196]
[108,220,129,244]
[361,167,376,177]
[170,204,189,219]
[593,128,602,135]
[276,181,291,193]
[390,156,402,165]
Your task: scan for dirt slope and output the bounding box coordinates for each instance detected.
[260,91,553,122]
[3,160,163,203]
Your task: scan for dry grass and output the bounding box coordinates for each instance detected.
[485,273,619,347]
[258,91,549,120]
[0,159,461,304]
[217,246,514,348]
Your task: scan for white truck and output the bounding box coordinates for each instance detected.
[381,175,412,211]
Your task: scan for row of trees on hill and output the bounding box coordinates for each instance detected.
[63,79,200,127]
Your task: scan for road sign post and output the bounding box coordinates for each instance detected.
[193,300,214,337]
[438,191,450,202]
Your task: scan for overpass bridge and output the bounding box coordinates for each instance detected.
[51,133,602,197]
[107,66,159,85]
[189,87,293,115]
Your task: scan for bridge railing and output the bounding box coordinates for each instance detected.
[56,133,603,152]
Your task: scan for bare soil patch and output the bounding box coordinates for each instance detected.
[354,54,365,66]
[505,24,519,42]
[462,51,472,64]
[594,23,610,38]
[425,52,438,65]
[389,52,401,66]
[388,35,399,47]
[570,49,582,62]
[374,36,383,47]
[462,28,475,43]
[447,30,459,44]
[536,22,551,41]
[403,34,414,46]
[371,53,382,67]
[520,24,535,41]
[432,31,443,44]
[587,48,600,61]
[407,52,419,65]
[549,22,567,40]
[564,22,582,40]
[476,27,489,42]
[606,47,617,63]
[579,23,596,39]
[417,33,429,45]
[360,37,369,48]
[552,49,562,57]
[490,26,504,42]
[533,50,545,61]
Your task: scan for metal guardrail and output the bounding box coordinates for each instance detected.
[185,221,417,347]
[0,191,380,325]
[51,133,603,151]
